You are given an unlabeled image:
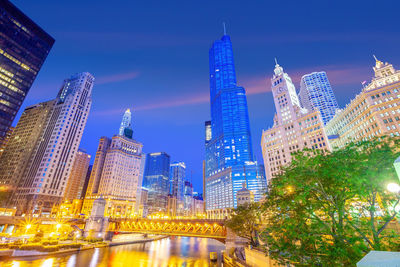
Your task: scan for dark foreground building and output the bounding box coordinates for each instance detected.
[0,0,54,140]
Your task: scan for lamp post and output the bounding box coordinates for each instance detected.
[387,183,400,195]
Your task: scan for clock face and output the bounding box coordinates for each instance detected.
[277,87,286,94]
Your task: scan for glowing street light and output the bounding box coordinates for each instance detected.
[25,224,32,230]
[387,183,400,194]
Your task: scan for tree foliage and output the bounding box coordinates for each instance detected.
[262,136,400,266]
[226,202,263,247]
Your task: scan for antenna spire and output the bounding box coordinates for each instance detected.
[373,54,378,62]
[223,22,226,35]
[274,57,278,65]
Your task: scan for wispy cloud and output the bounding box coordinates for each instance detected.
[96,71,140,85]
[92,63,371,116]
[91,93,208,117]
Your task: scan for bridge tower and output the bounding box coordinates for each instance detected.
[84,197,109,239]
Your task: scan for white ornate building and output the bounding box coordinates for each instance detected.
[82,111,144,218]
[261,62,330,184]
[325,57,400,148]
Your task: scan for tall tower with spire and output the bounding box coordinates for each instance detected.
[119,108,132,138]
[204,27,266,218]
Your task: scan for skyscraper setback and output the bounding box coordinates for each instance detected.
[0,72,94,215]
[204,29,266,218]
[0,0,54,140]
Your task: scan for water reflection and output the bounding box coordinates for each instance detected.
[1,237,225,267]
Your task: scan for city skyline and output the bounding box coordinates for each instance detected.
[8,0,400,192]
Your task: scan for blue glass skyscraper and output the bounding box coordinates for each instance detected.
[205,29,266,218]
[299,72,339,125]
[142,152,170,214]
[206,33,253,175]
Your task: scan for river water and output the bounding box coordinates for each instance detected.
[1,237,226,267]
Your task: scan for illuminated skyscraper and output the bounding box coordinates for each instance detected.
[119,108,132,138]
[204,28,266,219]
[299,72,339,125]
[0,72,94,215]
[183,180,193,216]
[169,161,186,215]
[142,152,170,215]
[82,111,144,218]
[0,0,54,140]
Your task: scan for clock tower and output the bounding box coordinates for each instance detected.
[270,60,303,125]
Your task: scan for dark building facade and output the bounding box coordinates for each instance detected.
[0,0,54,139]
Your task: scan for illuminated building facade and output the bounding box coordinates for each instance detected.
[142,152,170,215]
[204,30,267,218]
[169,161,185,215]
[0,72,94,215]
[0,101,55,201]
[64,149,91,201]
[183,180,193,216]
[82,111,144,218]
[0,0,54,140]
[299,72,339,125]
[261,62,330,184]
[325,57,400,148]
[0,126,13,156]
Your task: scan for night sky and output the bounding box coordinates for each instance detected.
[12,0,400,193]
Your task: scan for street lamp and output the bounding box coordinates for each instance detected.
[387,183,400,194]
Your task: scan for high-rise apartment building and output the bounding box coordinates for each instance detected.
[299,72,339,125]
[142,152,170,215]
[169,161,185,215]
[0,0,54,140]
[325,57,400,148]
[0,72,94,215]
[0,101,55,196]
[261,62,330,184]
[82,111,143,218]
[204,29,267,219]
[64,149,91,201]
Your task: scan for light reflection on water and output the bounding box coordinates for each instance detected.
[1,237,225,267]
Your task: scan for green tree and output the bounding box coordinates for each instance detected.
[226,202,263,247]
[262,137,400,266]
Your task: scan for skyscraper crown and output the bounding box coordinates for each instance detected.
[119,108,133,139]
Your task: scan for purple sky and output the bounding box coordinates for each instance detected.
[12,0,400,193]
